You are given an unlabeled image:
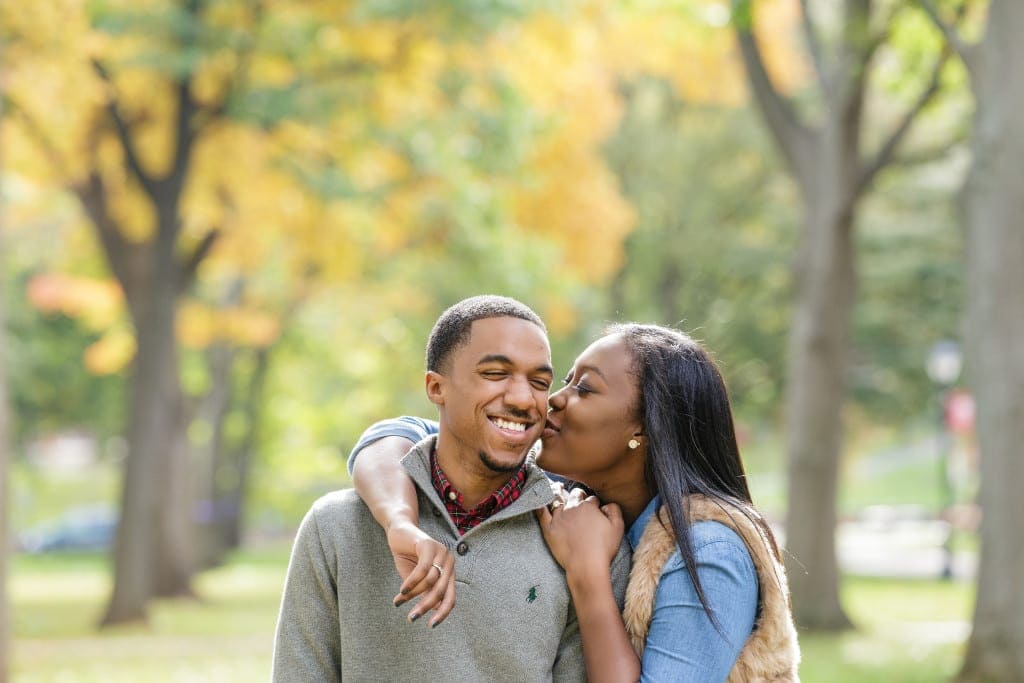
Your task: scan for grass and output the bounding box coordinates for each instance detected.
[10,547,973,682]
[799,577,973,682]
[11,548,285,683]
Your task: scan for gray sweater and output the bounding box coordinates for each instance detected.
[272,436,631,682]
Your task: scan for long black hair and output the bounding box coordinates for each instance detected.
[610,323,780,633]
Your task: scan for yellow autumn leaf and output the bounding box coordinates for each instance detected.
[84,326,136,375]
[178,302,218,349]
[221,308,281,347]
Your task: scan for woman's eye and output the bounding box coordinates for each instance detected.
[575,384,592,396]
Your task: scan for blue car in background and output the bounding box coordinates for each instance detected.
[18,504,118,553]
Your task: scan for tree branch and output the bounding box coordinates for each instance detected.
[207,0,265,120]
[6,98,68,175]
[73,173,148,307]
[734,17,816,183]
[919,1,969,61]
[181,230,220,290]
[91,60,160,199]
[166,77,199,205]
[886,137,966,170]
[855,49,951,196]
[798,0,831,95]
[150,0,208,253]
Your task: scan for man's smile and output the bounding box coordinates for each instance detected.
[488,414,537,440]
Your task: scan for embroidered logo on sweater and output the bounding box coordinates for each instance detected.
[527,585,539,603]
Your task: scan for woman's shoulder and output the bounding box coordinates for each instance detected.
[690,519,749,552]
[662,520,754,574]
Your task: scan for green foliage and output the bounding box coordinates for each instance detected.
[5,279,124,444]
[730,0,753,33]
[851,163,964,421]
[352,0,559,34]
[603,78,798,422]
[602,73,968,427]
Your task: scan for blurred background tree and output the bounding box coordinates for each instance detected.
[0,230,12,683]
[733,0,966,629]
[921,0,1024,678]
[1,0,636,624]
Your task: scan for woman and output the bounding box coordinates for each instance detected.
[350,324,799,681]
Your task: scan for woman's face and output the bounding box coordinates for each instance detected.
[539,333,645,486]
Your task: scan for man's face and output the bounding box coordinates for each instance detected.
[429,316,553,473]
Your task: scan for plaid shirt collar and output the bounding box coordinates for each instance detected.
[429,445,529,536]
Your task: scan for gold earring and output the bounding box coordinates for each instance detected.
[628,438,640,449]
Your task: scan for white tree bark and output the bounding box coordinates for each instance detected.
[956,0,1024,678]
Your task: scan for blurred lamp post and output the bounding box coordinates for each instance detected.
[927,340,962,579]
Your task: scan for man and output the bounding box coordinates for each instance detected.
[273,295,628,682]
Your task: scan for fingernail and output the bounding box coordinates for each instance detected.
[400,588,410,595]
[409,613,419,623]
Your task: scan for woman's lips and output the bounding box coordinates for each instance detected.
[541,418,561,439]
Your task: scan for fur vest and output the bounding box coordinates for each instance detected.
[623,495,800,682]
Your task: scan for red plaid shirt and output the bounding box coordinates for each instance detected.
[430,448,528,535]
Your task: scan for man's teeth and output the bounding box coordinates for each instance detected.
[494,418,527,432]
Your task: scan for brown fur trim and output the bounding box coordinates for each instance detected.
[623,495,801,681]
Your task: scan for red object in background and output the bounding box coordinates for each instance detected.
[945,390,976,435]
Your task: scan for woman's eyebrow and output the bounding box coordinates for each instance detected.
[575,364,606,381]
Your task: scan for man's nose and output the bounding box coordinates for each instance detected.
[505,375,536,410]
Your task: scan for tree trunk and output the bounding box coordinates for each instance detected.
[101,245,184,623]
[223,347,270,550]
[957,1,1024,678]
[783,189,856,630]
[196,342,237,568]
[152,385,194,597]
[0,231,12,683]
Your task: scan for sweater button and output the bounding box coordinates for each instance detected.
[456,541,469,556]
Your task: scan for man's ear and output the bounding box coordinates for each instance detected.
[425,370,445,407]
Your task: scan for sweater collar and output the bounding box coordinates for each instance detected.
[402,435,556,534]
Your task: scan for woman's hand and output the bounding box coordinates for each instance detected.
[536,492,639,683]
[388,519,456,627]
[535,490,624,578]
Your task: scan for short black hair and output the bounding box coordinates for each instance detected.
[426,295,546,373]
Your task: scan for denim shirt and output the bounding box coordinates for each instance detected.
[349,418,759,680]
[627,497,758,681]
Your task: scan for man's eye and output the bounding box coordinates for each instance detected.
[482,371,506,379]
[531,379,552,390]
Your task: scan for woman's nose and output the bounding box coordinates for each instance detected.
[547,386,567,411]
